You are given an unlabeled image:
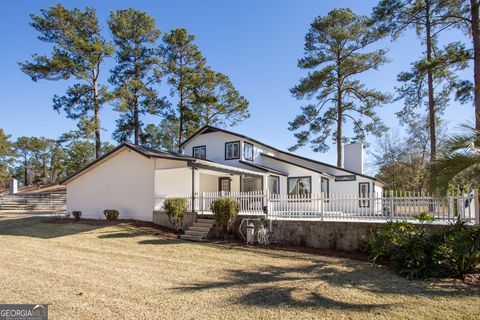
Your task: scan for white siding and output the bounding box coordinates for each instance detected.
[66,149,155,221]
[199,173,218,192]
[183,130,383,195]
[183,131,269,165]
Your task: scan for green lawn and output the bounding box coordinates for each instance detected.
[0,215,479,319]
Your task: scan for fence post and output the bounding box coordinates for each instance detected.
[474,189,480,225]
[389,191,394,221]
[264,189,269,218]
[320,192,324,221]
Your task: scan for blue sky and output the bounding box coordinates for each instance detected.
[0,1,473,174]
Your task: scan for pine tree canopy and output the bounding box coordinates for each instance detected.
[290,8,390,166]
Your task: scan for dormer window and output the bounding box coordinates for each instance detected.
[192,146,206,159]
[225,141,240,160]
[243,142,254,161]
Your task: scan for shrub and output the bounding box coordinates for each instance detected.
[72,211,82,221]
[211,198,239,239]
[437,221,480,277]
[365,218,480,280]
[103,209,119,221]
[391,229,443,279]
[415,212,435,224]
[164,198,187,232]
[363,221,415,262]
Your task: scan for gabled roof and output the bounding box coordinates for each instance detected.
[124,143,197,161]
[180,125,382,182]
[260,154,334,177]
[61,143,196,184]
[239,160,289,176]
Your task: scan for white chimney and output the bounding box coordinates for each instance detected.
[343,143,364,174]
[9,178,18,195]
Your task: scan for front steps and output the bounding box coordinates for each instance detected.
[180,218,214,242]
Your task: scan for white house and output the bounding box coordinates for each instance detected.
[63,125,383,221]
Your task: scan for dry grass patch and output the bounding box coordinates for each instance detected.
[0,215,479,319]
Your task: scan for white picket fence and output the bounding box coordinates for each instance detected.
[156,190,480,225]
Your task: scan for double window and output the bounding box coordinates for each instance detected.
[225,141,240,160]
[243,142,254,161]
[192,146,206,159]
[287,176,311,196]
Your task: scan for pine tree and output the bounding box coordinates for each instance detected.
[372,0,468,160]
[108,9,165,145]
[160,29,206,149]
[14,137,34,186]
[0,129,16,189]
[190,68,249,127]
[62,140,115,176]
[290,9,390,167]
[442,0,480,131]
[19,4,113,159]
[159,28,249,149]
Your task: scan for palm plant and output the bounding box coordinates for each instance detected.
[430,122,480,194]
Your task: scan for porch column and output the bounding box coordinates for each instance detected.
[191,167,196,213]
[262,174,269,193]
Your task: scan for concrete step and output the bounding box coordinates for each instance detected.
[193,223,214,228]
[197,218,215,224]
[180,234,205,242]
[189,226,211,232]
[184,230,207,237]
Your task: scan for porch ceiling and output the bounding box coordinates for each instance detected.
[188,160,266,177]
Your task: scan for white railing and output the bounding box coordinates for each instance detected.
[270,191,479,224]
[156,190,266,215]
[155,190,479,224]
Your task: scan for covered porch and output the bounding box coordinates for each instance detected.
[154,159,268,215]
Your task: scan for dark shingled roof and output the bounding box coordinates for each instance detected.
[124,143,196,161]
[239,160,288,176]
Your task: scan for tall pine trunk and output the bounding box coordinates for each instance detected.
[336,75,343,168]
[178,66,185,152]
[23,156,28,186]
[471,0,480,131]
[425,0,436,160]
[134,92,139,145]
[178,93,184,152]
[93,73,101,159]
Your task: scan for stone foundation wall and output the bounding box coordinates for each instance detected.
[270,220,446,251]
[153,211,196,229]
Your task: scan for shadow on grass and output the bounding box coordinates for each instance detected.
[238,286,391,311]
[97,230,147,239]
[97,231,183,246]
[174,260,480,311]
[138,239,184,245]
[0,216,105,239]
